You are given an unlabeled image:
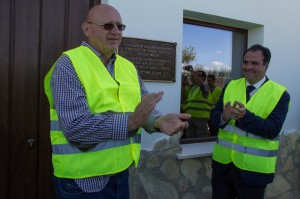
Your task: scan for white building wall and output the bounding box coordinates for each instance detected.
[106,0,300,149]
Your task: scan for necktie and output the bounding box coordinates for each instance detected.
[246,85,255,102]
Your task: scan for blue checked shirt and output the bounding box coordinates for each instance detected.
[50,41,161,192]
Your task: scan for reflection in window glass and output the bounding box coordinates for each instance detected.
[181,22,246,143]
[183,24,232,88]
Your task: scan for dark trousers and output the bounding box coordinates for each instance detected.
[211,164,267,199]
[53,170,129,199]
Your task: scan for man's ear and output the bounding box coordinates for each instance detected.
[265,63,269,69]
[82,22,90,36]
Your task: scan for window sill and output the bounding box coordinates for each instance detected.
[176,141,215,159]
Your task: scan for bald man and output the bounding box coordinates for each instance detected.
[44,4,190,199]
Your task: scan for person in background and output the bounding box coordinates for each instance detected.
[44,4,191,199]
[185,70,211,138]
[207,74,222,136]
[180,74,191,111]
[210,44,290,199]
[180,66,192,139]
[180,66,192,113]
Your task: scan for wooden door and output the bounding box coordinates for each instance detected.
[0,1,100,198]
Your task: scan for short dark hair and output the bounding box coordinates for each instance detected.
[184,65,193,71]
[243,44,271,65]
[197,70,207,80]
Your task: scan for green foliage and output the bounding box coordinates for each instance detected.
[182,46,196,65]
[206,67,231,77]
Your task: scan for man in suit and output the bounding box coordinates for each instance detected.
[210,44,290,199]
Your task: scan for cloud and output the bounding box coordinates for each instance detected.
[212,61,224,67]
[216,50,223,54]
[208,61,231,70]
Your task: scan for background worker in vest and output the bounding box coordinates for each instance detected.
[210,44,290,199]
[207,74,222,136]
[180,72,191,113]
[44,4,191,199]
[185,70,211,138]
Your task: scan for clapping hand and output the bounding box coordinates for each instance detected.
[154,113,191,136]
[222,101,246,121]
[128,92,163,131]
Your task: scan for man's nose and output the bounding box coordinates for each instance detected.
[110,24,121,33]
[243,62,253,68]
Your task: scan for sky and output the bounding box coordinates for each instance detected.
[183,23,232,71]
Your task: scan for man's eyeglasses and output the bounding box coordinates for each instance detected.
[87,22,126,31]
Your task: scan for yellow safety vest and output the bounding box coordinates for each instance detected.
[181,85,191,112]
[210,86,222,107]
[44,46,141,178]
[185,85,212,119]
[213,78,286,173]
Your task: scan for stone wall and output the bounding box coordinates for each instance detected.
[129,131,300,199]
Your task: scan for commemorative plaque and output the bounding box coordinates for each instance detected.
[118,37,176,82]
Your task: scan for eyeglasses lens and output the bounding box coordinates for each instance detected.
[103,23,126,31]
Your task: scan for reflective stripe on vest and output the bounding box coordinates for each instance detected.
[52,134,141,154]
[216,138,278,157]
[223,124,279,141]
[213,78,286,173]
[50,119,141,155]
[185,85,212,118]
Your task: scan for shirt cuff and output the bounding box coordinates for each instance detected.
[220,115,228,126]
[111,114,129,140]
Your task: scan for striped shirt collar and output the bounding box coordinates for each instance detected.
[81,41,116,76]
[246,76,266,89]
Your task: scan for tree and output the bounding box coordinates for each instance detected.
[182,46,196,66]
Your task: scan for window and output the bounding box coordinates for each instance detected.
[180,18,247,144]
